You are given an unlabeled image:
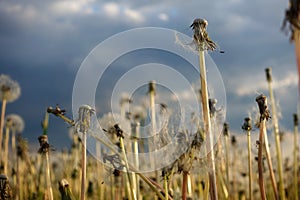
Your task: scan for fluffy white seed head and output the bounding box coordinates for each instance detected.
[0,74,21,102]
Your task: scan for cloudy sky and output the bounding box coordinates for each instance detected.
[0,0,298,150]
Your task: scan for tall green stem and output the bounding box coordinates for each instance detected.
[199,49,218,200]
[265,68,285,200]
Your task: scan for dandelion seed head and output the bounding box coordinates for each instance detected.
[0,74,21,102]
[5,114,25,133]
[77,104,95,133]
[190,18,217,51]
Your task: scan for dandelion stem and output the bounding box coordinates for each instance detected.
[119,137,135,200]
[293,114,298,200]
[132,122,140,199]
[247,130,252,200]
[263,125,278,199]
[182,171,188,200]
[45,152,54,200]
[3,127,9,174]
[0,99,7,165]
[265,68,285,200]
[199,48,218,200]
[258,118,267,200]
[80,132,86,200]
[164,175,169,200]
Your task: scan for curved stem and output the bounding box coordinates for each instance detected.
[263,128,278,199]
[266,69,285,200]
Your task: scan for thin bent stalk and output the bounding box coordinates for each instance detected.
[258,119,267,200]
[119,137,135,200]
[263,128,278,199]
[265,68,285,200]
[199,49,218,200]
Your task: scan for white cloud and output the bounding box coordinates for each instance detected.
[123,7,145,23]
[103,2,120,18]
[158,13,169,21]
[50,0,95,15]
[232,70,297,97]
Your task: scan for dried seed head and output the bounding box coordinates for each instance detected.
[209,98,218,117]
[255,94,271,121]
[265,68,272,82]
[190,18,217,51]
[47,105,66,116]
[294,113,298,126]
[114,124,124,138]
[17,135,28,159]
[5,114,25,133]
[281,0,300,42]
[77,105,95,133]
[38,135,50,154]
[148,80,156,94]
[58,179,74,200]
[231,135,237,146]
[119,93,132,106]
[0,74,21,102]
[0,174,12,200]
[242,117,252,131]
[223,123,229,136]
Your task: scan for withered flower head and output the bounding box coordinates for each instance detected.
[17,135,28,159]
[0,74,21,102]
[231,135,237,146]
[77,105,95,133]
[114,124,124,138]
[58,179,74,200]
[190,18,217,51]
[0,174,12,200]
[148,80,156,94]
[242,117,252,131]
[223,123,229,136]
[5,114,25,133]
[38,135,50,154]
[282,0,300,41]
[294,113,298,126]
[209,98,218,117]
[255,94,271,121]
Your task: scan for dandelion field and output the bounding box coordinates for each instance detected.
[0,3,300,200]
